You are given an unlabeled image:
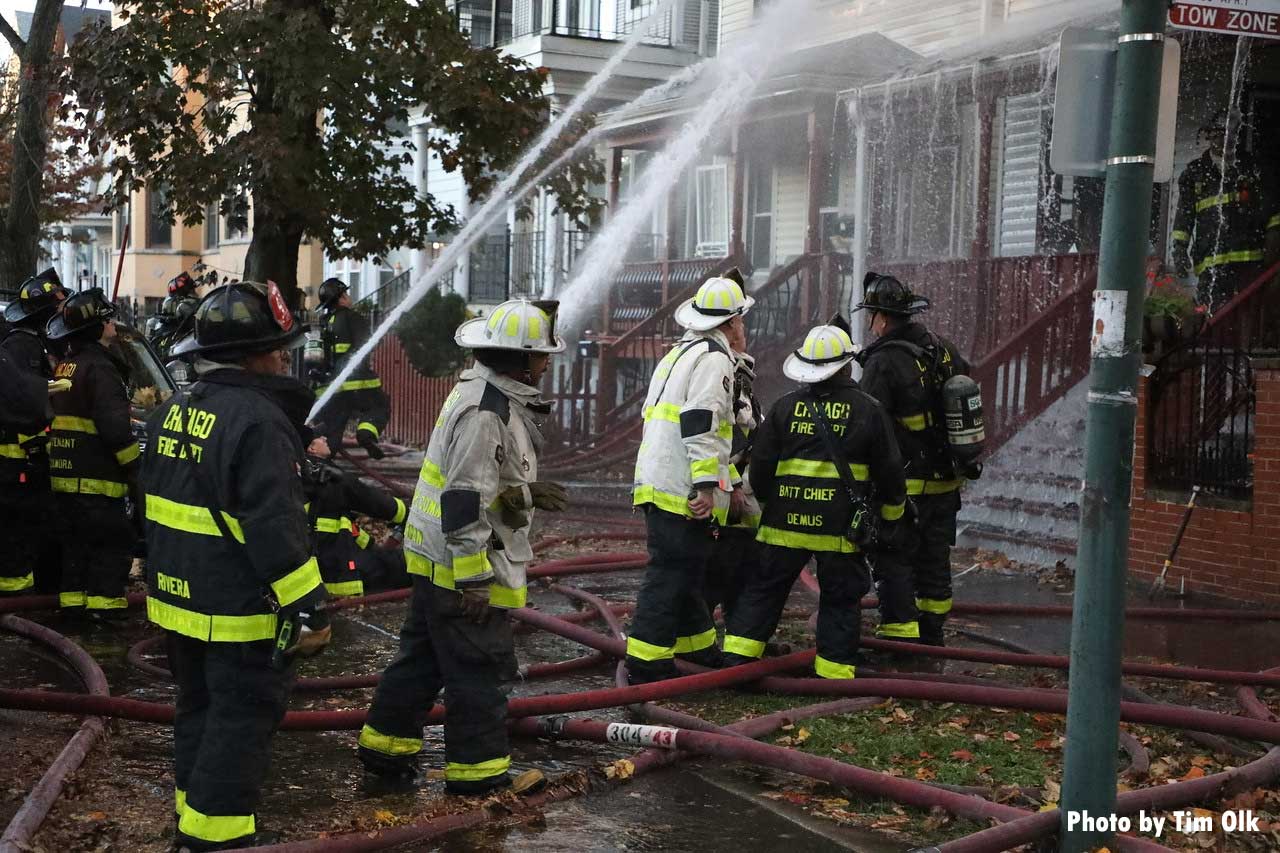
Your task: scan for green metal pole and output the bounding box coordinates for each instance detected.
[1060,1,1167,850]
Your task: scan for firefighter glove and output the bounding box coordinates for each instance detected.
[529,481,569,512]
[285,609,332,659]
[459,587,492,624]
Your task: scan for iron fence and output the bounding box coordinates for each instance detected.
[449,0,672,46]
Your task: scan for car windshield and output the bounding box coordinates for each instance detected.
[110,322,177,417]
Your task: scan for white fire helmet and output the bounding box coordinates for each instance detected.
[455,299,567,354]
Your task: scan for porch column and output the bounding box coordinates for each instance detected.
[600,145,624,333]
[730,126,746,266]
[971,94,996,351]
[804,107,829,256]
[849,114,869,355]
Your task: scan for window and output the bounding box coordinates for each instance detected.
[114,202,131,248]
[694,163,728,257]
[204,202,220,250]
[147,184,171,248]
[747,162,773,271]
[224,192,249,241]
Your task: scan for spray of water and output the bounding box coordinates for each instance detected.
[558,0,824,331]
[1204,36,1253,312]
[310,0,681,420]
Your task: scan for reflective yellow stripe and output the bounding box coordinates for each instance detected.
[1269,214,1280,230]
[728,464,741,482]
[271,557,321,607]
[60,591,86,607]
[51,477,128,497]
[1195,192,1240,212]
[723,634,765,659]
[690,457,719,481]
[0,444,25,459]
[325,580,365,597]
[175,788,187,816]
[814,654,856,679]
[178,804,255,844]
[642,403,682,424]
[1195,249,1264,275]
[115,443,140,465]
[420,458,445,488]
[445,755,510,782]
[775,459,870,480]
[898,413,928,431]
[406,553,526,608]
[916,597,953,615]
[673,627,717,654]
[0,573,34,592]
[86,595,127,611]
[757,525,857,553]
[147,596,277,642]
[334,343,352,354]
[406,550,432,577]
[358,724,422,756]
[877,621,921,639]
[905,479,962,496]
[452,551,491,581]
[392,497,407,524]
[51,415,96,434]
[1171,229,1190,242]
[314,516,346,534]
[733,513,762,530]
[717,421,734,440]
[626,635,674,662]
[145,494,246,543]
[880,502,905,521]
[357,421,380,438]
[355,528,371,549]
[335,378,382,392]
[632,484,728,525]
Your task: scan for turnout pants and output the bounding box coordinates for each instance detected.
[315,386,390,451]
[723,545,871,679]
[0,468,58,596]
[702,526,761,625]
[167,634,290,851]
[624,507,720,682]
[874,490,961,646]
[358,578,517,790]
[56,494,132,611]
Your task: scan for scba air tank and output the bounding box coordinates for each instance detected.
[942,375,984,462]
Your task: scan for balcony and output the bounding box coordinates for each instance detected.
[450,0,676,47]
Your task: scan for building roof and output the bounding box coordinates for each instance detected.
[15,6,110,47]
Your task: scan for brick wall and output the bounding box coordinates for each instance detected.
[1129,367,1280,605]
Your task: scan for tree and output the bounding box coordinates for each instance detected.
[0,0,66,289]
[394,287,468,378]
[68,0,602,306]
[0,67,107,255]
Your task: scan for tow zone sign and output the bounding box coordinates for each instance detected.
[1169,1,1280,40]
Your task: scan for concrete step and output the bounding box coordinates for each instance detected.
[957,520,1076,566]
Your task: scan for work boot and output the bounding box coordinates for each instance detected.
[676,646,723,670]
[445,768,546,796]
[625,659,679,685]
[357,744,418,784]
[357,430,385,460]
[718,653,757,669]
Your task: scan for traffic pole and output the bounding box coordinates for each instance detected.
[1060,1,1168,850]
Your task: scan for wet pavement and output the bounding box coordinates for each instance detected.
[3,541,1280,851]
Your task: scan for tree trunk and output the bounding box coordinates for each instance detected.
[0,0,64,290]
[243,206,306,307]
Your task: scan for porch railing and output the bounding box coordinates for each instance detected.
[879,253,1099,361]
[449,0,673,47]
[1146,261,1280,502]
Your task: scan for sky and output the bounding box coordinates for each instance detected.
[1,1,113,61]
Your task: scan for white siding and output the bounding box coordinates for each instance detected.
[722,0,984,56]
[425,143,467,217]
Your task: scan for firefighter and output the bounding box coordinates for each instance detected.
[44,289,139,615]
[625,275,750,684]
[142,281,329,851]
[1172,111,1279,309]
[169,270,200,301]
[358,299,567,794]
[702,349,763,624]
[312,277,390,460]
[855,273,975,648]
[0,276,61,596]
[721,320,906,678]
[302,436,410,597]
[149,295,201,361]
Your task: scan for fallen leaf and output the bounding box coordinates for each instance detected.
[86,811,107,821]
[893,707,914,723]
[1003,731,1022,743]
[914,766,937,781]
[950,749,974,761]
[1190,755,1214,768]
[372,810,395,824]
[972,734,990,743]
[605,759,635,780]
[795,727,811,744]
[1181,767,1206,780]
[1033,738,1056,750]
[1043,779,1062,802]
[918,750,932,759]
